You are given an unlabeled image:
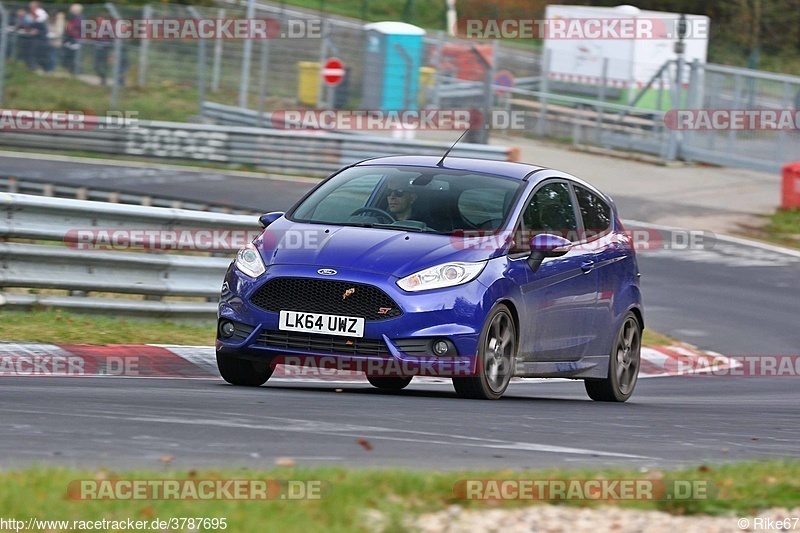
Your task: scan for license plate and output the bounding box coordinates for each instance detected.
[279,310,365,338]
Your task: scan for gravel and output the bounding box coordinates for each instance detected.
[408,505,800,532]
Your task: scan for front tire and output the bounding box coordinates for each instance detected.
[217,352,273,386]
[453,304,516,400]
[585,312,641,402]
[367,376,413,390]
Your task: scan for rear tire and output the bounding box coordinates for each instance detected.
[367,376,412,390]
[453,304,516,400]
[216,352,273,386]
[585,312,641,402]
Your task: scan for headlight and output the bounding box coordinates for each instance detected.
[397,261,485,292]
[235,243,266,278]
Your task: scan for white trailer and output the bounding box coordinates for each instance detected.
[543,5,709,107]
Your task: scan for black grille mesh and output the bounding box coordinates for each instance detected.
[257,330,390,356]
[250,278,402,321]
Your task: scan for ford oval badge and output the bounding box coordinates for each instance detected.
[318,268,337,276]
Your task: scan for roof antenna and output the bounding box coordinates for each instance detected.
[436,129,469,167]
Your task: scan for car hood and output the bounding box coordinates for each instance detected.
[257,219,505,277]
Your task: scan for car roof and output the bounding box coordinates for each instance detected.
[353,155,547,180]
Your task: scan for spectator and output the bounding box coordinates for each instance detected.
[62,4,84,74]
[29,1,47,23]
[12,9,36,68]
[28,1,53,72]
[49,12,66,72]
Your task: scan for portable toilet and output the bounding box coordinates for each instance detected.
[361,22,426,111]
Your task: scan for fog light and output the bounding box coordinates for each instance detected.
[219,321,236,338]
[433,340,449,356]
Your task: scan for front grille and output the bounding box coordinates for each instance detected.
[250,278,402,321]
[257,330,390,357]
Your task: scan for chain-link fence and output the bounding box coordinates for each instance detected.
[1,0,799,173]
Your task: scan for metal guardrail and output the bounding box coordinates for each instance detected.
[0,193,257,317]
[0,117,517,178]
[0,177,259,215]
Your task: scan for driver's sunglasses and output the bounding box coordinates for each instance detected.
[386,188,408,197]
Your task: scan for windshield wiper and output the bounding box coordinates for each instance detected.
[372,222,432,232]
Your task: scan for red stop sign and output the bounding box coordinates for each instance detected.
[322,58,346,87]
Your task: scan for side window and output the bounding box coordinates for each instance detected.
[511,182,577,253]
[574,185,612,239]
[458,188,509,227]
[525,182,577,234]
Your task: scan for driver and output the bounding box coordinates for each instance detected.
[385,177,417,221]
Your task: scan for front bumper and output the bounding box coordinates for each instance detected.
[216,264,490,377]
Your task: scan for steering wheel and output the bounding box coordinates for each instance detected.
[350,207,395,224]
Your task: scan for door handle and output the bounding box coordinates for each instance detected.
[581,260,594,273]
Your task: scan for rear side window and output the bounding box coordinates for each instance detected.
[574,185,612,238]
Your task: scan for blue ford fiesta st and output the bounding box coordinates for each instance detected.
[216,155,643,401]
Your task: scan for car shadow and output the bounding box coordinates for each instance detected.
[245,381,599,403]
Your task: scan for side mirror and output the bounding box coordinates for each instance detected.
[527,233,572,272]
[258,212,284,228]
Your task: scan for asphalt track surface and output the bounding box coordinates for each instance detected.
[2,153,799,469]
[2,376,797,469]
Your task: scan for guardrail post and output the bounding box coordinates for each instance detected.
[665,59,684,161]
[238,0,256,107]
[316,19,329,109]
[257,37,270,127]
[681,59,700,157]
[431,31,444,110]
[536,48,551,137]
[595,57,608,145]
[482,41,497,144]
[138,4,152,87]
[187,6,206,112]
[211,8,225,92]
[777,81,792,165]
[467,43,493,144]
[726,73,743,157]
[0,2,8,108]
[105,3,123,109]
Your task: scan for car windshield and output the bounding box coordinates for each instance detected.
[288,165,523,234]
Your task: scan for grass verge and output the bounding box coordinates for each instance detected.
[0,309,215,345]
[0,461,798,531]
[2,62,237,123]
[738,208,800,251]
[0,309,677,347]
